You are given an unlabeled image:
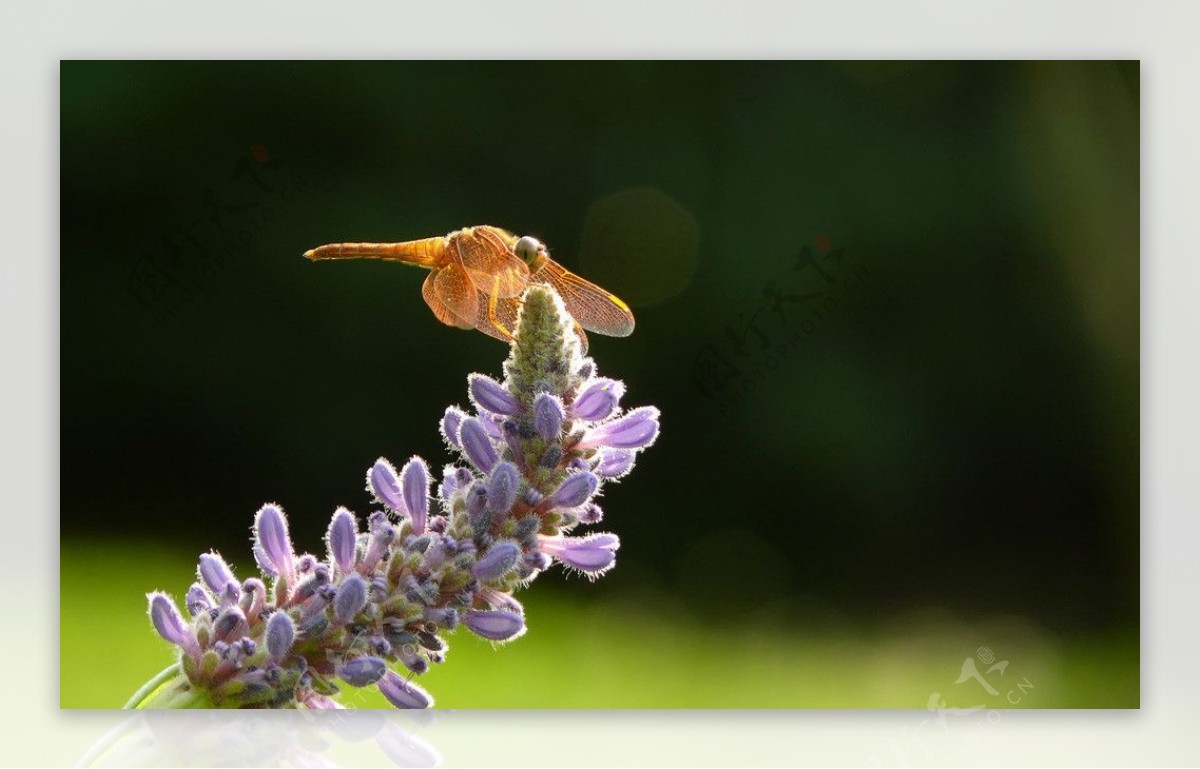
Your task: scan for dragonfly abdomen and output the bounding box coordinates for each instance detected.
[303,237,447,268]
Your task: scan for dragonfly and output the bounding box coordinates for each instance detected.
[303,225,634,351]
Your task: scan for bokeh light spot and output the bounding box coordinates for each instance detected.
[578,186,700,307]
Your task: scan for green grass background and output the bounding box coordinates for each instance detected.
[61,541,1137,709]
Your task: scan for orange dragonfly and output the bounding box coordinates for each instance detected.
[303,225,634,351]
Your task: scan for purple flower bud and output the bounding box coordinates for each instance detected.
[439,465,469,502]
[265,610,295,659]
[571,378,625,421]
[549,472,600,509]
[464,609,526,642]
[148,592,199,656]
[459,417,498,473]
[423,606,458,630]
[378,670,434,709]
[252,545,277,577]
[578,502,604,524]
[254,504,295,580]
[326,507,358,573]
[334,573,368,625]
[524,551,552,571]
[239,578,266,619]
[500,420,525,460]
[440,406,467,448]
[480,586,524,613]
[468,373,520,416]
[595,448,636,479]
[578,406,660,450]
[538,533,620,577]
[185,584,211,617]
[360,512,396,573]
[398,644,429,675]
[472,541,521,582]
[533,393,564,440]
[400,457,430,535]
[212,606,250,644]
[197,552,237,595]
[368,458,406,513]
[339,656,388,687]
[486,461,520,514]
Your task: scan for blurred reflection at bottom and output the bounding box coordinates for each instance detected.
[78,710,440,768]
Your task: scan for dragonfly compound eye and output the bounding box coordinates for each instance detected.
[515,235,542,263]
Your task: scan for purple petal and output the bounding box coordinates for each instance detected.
[265,610,296,659]
[339,656,388,687]
[464,609,526,642]
[377,670,434,709]
[440,406,467,448]
[326,507,358,573]
[334,573,369,625]
[368,458,407,513]
[595,448,636,479]
[571,378,625,421]
[148,592,198,656]
[197,552,237,594]
[400,456,430,535]
[472,541,521,582]
[468,373,520,416]
[533,393,564,440]
[253,504,294,580]
[184,584,211,617]
[550,471,600,509]
[579,406,659,450]
[538,533,620,577]
[486,461,520,514]
[211,606,249,644]
[459,417,498,473]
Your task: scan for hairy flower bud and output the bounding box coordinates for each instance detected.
[459,417,498,473]
[539,533,620,578]
[368,458,406,513]
[253,503,295,580]
[472,540,521,582]
[468,373,520,415]
[578,406,660,450]
[440,406,467,448]
[400,456,431,535]
[197,552,237,595]
[326,507,358,573]
[486,461,520,514]
[265,609,295,659]
[464,609,526,642]
[334,573,368,625]
[339,656,387,687]
[571,377,625,421]
[550,471,600,509]
[533,392,565,440]
[148,592,199,656]
[378,670,433,709]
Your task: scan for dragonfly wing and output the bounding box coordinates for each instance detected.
[453,226,530,299]
[422,264,477,330]
[472,292,520,343]
[538,260,635,337]
[472,289,590,353]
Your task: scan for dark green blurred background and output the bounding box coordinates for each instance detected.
[60,61,1138,708]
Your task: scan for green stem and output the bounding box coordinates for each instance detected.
[122,663,209,709]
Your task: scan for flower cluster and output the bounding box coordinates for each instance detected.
[135,285,660,709]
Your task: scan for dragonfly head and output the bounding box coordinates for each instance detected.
[514,235,547,267]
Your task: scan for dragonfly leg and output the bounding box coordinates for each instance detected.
[485,277,515,341]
